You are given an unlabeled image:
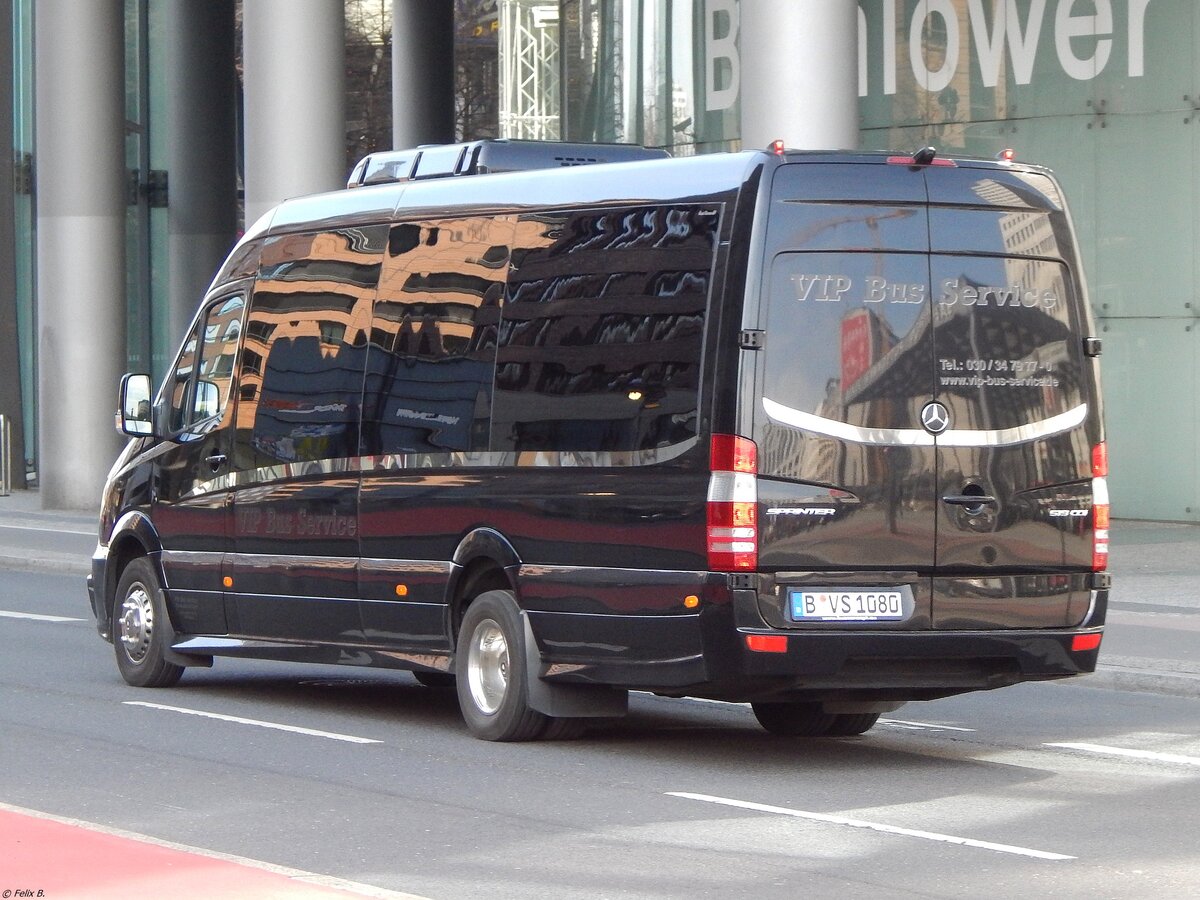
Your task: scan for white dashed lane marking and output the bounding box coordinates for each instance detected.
[666,792,1075,861]
[1046,742,1200,768]
[123,701,383,744]
[0,609,85,623]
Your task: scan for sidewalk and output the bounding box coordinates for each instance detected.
[0,487,96,575]
[1,487,1198,697]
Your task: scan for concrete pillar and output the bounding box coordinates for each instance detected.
[35,0,127,510]
[739,0,859,151]
[392,0,455,148]
[165,0,239,341]
[243,0,346,225]
[0,0,26,490]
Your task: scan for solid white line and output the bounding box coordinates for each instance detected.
[1046,742,1200,767]
[880,718,976,732]
[0,801,428,899]
[666,792,1075,861]
[122,701,383,744]
[0,609,85,623]
[0,522,94,536]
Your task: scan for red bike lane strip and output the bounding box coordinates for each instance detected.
[0,804,429,900]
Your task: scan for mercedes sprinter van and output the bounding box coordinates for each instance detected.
[89,140,1110,741]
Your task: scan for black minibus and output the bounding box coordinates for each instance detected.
[89,140,1110,740]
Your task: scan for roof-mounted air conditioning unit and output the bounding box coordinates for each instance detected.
[346,139,670,189]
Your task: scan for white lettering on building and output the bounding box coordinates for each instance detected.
[859,0,1153,97]
[1055,0,1112,81]
[705,0,740,111]
[910,0,961,92]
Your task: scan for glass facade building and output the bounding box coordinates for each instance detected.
[858,0,1189,522]
[3,0,1194,519]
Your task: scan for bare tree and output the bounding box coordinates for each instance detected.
[345,0,393,165]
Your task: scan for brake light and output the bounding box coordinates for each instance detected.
[708,435,757,571]
[746,634,788,654]
[1092,443,1109,572]
[1072,633,1102,653]
[886,154,957,167]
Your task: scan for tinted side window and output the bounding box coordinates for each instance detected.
[165,293,245,433]
[234,227,385,469]
[492,205,717,454]
[360,216,512,455]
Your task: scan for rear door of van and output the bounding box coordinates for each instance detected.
[925,164,1101,628]
[754,157,1101,631]
[755,161,938,627]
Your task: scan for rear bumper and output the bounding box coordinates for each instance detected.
[532,594,1105,701]
[733,625,1103,699]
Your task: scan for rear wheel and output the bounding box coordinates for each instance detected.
[823,712,881,737]
[113,557,184,688]
[751,701,835,737]
[455,590,548,741]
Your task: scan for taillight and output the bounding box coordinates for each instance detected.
[708,435,757,571]
[1072,632,1102,653]
[1092,442,1109,572]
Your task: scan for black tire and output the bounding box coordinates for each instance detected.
[823,712,881,737]
[113,557,184,688]
[751,701,835,737]
[541,716,586,741]
[412,670,456,689]
[455,590,549,741]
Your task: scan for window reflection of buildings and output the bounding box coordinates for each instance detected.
[494,206,713,455]
[237,229,383,463]
[364,216,513,455]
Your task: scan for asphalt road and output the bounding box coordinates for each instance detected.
[2,565,1199,899]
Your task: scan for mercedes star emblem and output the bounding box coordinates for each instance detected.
[920,401,950,435]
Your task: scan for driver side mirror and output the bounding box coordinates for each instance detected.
[117,373,155,437]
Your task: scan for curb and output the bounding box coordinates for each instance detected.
[1084,657,1200,699]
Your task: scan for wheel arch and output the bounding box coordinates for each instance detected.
[103,513,210,669]
[446,527,521,642]
[100,510,165,638]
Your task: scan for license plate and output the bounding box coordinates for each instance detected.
[789,589,906,622]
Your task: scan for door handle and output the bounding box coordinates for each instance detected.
[205,452,228,472]
[942,494,996,507]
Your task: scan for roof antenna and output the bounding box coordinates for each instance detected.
[913,147,938,166]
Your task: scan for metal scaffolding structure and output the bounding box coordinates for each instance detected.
[498,0,561,140]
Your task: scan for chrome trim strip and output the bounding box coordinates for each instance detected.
[358,558,453,577]
[762,398,933,447]
[185,438,701,499]
[229,552,357,571]
[762,397,1088,448]
[938,404,1089,448]
[517,563,710,584]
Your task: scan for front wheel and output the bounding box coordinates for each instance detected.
[113,557,184,688]
[455,590,548,741]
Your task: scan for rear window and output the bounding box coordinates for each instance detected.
[763,251,932,435]
[931,254,1085,431]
